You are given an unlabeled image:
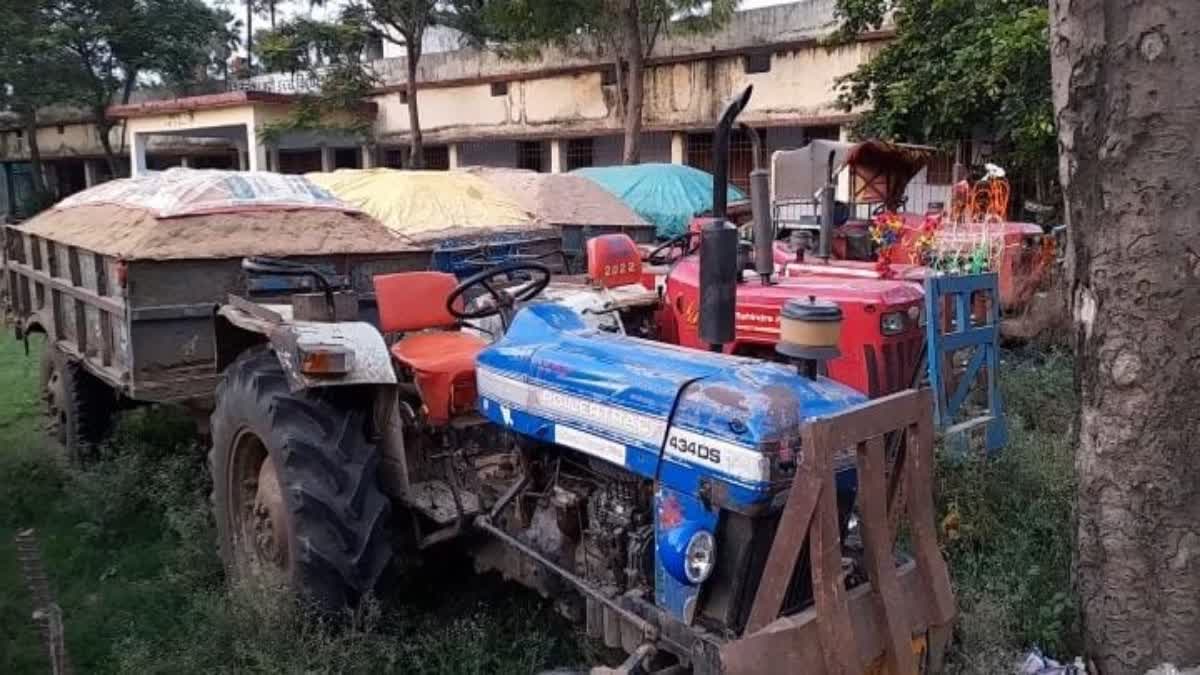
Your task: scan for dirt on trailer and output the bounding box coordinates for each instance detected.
[17,203,419,261]
[466,167,650,228]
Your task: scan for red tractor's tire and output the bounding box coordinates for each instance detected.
[43,343,115,465]
[209,348,392,611]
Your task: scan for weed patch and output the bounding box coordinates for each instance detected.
[938,347,1079,670]
[0,335,585,674]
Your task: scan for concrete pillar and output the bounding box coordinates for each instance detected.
[268,145,281,173]
[549,139,564,174]
[179,155,192,169]
[670,132,686,165]
[244,124,267,172]
[447,143,460,170]
[361,144,377,169]
[130,132,149,177]
[837,125,852,205]
[320,146,335,172]
[83,160,99,188]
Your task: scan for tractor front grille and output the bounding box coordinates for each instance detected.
[864,333,924,397]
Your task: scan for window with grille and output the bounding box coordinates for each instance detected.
[383,148,405,168]
[804,125,841,142]
[517,141,544,172]
[566,138,594,170]
[278,149,323,174]
[334,147,360,169]
[601,66,618,86]
[686,129,763,196]
[424,145,450,170]
[926,151,955,185]
[491,81,509,97]
[744,52,772,74]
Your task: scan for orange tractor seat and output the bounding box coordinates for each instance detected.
[372,271,486,423]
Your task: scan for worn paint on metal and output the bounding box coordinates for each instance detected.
[474,302,871,624]
[217,304,396,391]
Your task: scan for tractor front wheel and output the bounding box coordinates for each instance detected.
[209,348,392,610]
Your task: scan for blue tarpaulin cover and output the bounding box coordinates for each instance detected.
[572,163,746,239]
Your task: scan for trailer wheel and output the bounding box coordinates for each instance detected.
[42,343,114,465]
[209,349,392,610]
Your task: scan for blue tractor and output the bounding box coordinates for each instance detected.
[209,88,955,674]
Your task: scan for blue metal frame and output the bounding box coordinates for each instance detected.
[923,273,1008,455]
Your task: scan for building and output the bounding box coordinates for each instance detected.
[0,0,951,218]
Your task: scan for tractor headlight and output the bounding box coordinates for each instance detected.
[684,530,716,584]
[881,311,905,336]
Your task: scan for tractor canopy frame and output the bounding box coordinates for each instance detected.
[772,140,937,211]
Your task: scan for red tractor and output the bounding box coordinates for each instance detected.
[618,126,928,399]
[566,134,927,399]
[638,237,925,398]
[770,139,1053,318]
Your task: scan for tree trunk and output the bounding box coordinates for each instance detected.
[97,119,122,178]
[1050,2,1200,673]
[23,110,47,198]
[405,41,424,169]
[619,0,644,165]
[245,0,254,75]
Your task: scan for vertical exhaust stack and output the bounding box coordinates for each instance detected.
[741,123,774,284]
[699,85,753,352]
[818,149,837,261]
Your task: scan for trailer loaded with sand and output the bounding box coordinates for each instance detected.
[2,169,425,459]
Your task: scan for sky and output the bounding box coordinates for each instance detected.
[210,0,798,35]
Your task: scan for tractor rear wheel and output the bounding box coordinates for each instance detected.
[42,342,114,465]
[209,348,392,610]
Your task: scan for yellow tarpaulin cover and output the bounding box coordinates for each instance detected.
[306,169,537,240]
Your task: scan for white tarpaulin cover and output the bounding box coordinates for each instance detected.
[55,168,360,218]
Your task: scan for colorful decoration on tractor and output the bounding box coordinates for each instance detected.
[868,211,906,278]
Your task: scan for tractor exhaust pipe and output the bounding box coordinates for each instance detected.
[818,149,837,261]
[741,123,773,283]
[700,85,753,352]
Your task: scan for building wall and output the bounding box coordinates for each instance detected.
[0,121,122,162]
[371,38,877,145]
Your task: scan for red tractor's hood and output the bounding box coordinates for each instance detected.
[670,256,924,306]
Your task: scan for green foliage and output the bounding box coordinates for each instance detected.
[457,0,738,59]
[0,0,237,174]
[834,0,1055,187]
[0,333,586,674]
[937,348,1080,664]
[255,7,380,144]
[156,3,243,95]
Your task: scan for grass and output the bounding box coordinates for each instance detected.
[0,334,585,674]
[0,332,1079,673]
[938,346,1080,672]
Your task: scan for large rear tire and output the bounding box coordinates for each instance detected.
[209,348,392,610]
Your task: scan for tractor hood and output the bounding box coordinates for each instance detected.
[475,303,865,509]
[672,255,924,307]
